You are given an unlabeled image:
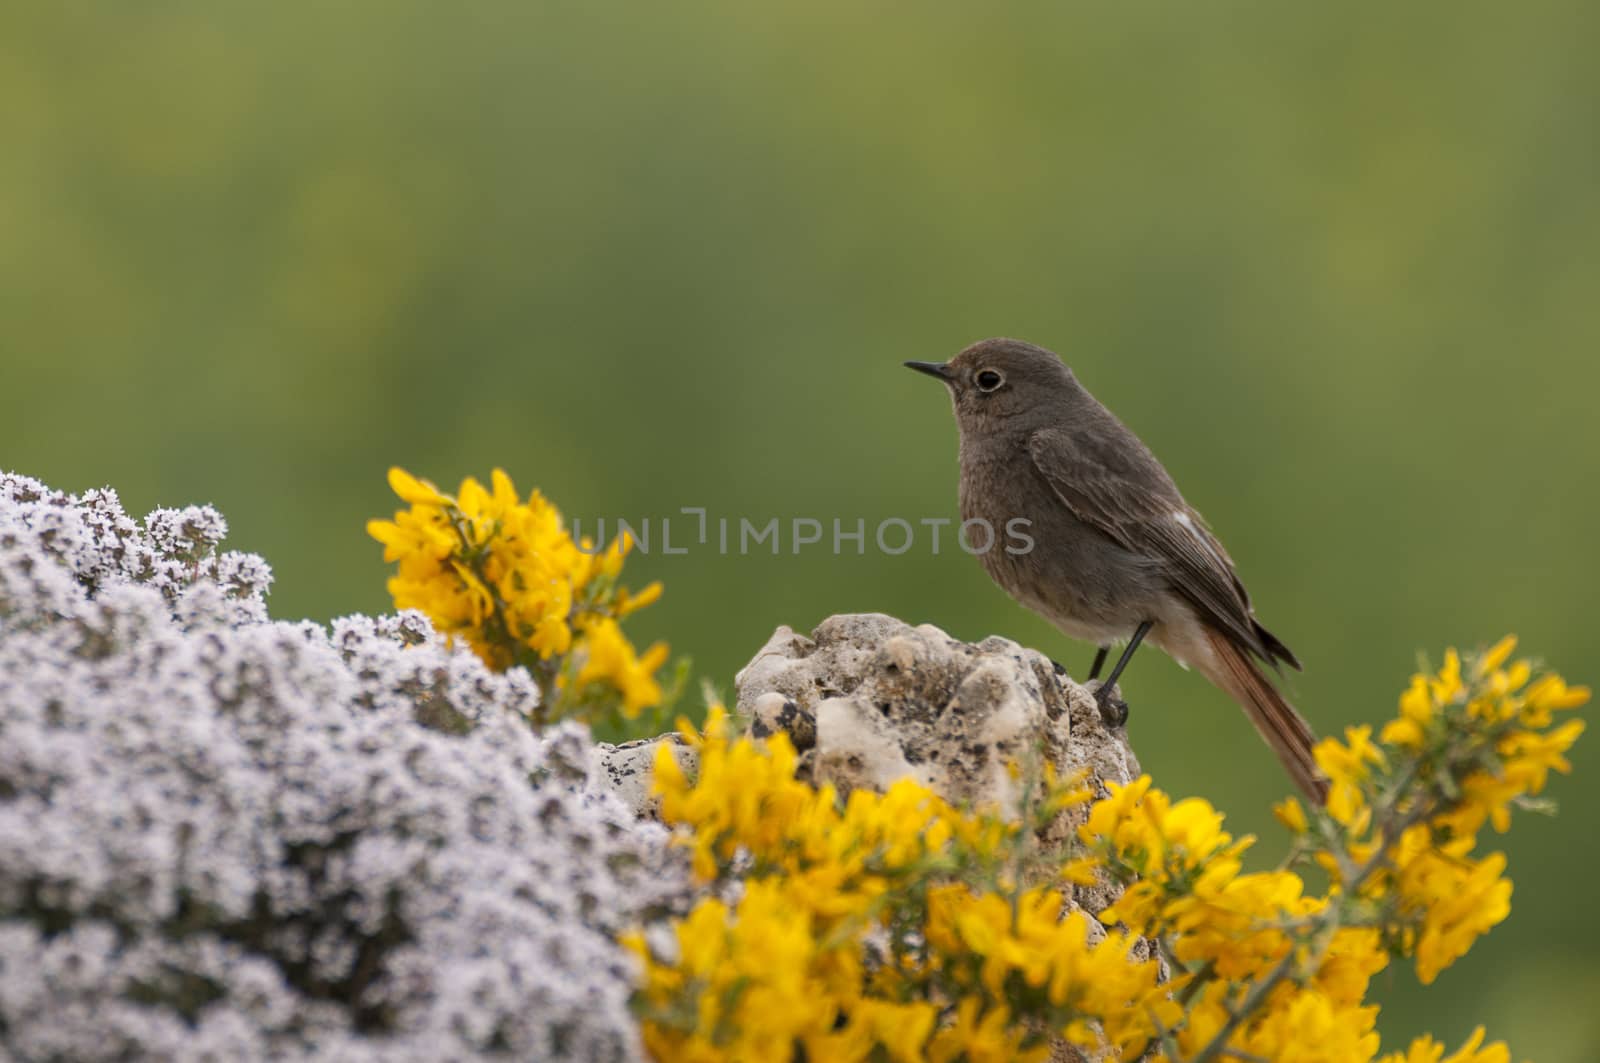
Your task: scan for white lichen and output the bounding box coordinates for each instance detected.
[0,473,686,1061]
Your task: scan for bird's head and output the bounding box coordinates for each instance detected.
[904,338,1079,432]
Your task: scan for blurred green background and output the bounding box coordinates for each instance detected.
[4,1,1597,1056]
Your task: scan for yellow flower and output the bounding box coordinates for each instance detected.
[1323,775,1370,832]
[1313,927,1389,1008]
[616,580,664,616]
[568,616,669,716]
[1498,719,1585,793]
[926,997,1046,1063]
[1475,635,1518,678]
[1314,726,1386,831]
[1519,673,1590,728]
[1314,725,1387,787]
[1379,1026,1511,1063]
[1384,674,1438,750]
[385,465,449,506]
[1432,648,1465,703]
[1079,776,1243,890]
[1387,833,1513,985]
[1229,984,1381,1063]
[844,1000,937,1063]
[952,892,1017,995]
[1273,796,1309,833]
[1059,855,1101,886]
[370,467,666,718]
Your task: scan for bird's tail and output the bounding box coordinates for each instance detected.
[1202,628,1328,804]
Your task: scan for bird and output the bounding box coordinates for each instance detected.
[905,337,1326,802]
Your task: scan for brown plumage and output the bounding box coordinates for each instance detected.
[906,338,1328,803]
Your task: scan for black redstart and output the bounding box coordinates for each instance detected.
[906,337,1326,802]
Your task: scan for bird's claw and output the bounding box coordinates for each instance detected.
[1092,682,1129,729]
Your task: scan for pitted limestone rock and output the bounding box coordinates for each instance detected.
[734,613,1142,827]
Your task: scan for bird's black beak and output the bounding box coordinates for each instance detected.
[904,360,954,381]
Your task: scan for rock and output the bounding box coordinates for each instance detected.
[592,734,698,819]
[736,613,1152,1062]
[734,612,1142,815]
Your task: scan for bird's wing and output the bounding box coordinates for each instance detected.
[1026,427,1273,663]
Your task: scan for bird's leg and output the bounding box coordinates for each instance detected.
[1088,646,1109,681]
[1094,621,1152,727]
[1099,622,1150,692]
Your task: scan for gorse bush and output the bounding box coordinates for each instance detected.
[368,467,676,728]
[364,467,1587,1062]
[628,645,1586,1063]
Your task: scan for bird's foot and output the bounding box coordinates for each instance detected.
[1091,681,1129,729]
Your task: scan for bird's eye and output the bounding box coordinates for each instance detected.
[975,369,1004,392]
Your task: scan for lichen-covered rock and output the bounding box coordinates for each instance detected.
[0,473,689,1062]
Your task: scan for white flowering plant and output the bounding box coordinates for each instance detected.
[0,472,689,1062]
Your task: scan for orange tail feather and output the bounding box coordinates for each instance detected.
[1201,628,1328,804]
